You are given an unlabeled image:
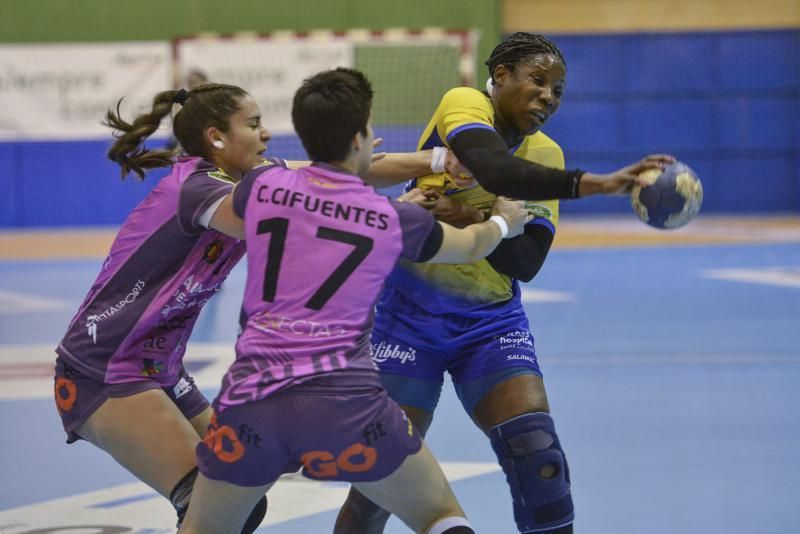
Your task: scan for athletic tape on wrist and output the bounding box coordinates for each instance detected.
[431,146,448,174]
[489,215,510,238]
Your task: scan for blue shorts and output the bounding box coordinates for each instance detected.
[197,372,422,487]
[371,286,542,415]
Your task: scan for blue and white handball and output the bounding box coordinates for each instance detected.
[631,161,703,229]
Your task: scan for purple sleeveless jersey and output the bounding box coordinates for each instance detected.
[55,156,285,386]
[216,162,439,411]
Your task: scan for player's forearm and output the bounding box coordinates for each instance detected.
[428,219,504,264]
[363,150,433,188]
[450,129,583,201]
[486,225,553,281]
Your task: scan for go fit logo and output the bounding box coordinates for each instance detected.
[202,415,262,463]
[301,443,379,478]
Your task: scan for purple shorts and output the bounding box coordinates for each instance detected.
[197,372,423,487]
[54,355,210,444]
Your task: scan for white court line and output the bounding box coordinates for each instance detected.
[0,462,500,531]
[520,288,575,302]
[2,343,798,401]
[0,289,71,313]
[544,354,800,366]
[702,267,800,288]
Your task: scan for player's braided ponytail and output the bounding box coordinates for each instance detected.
[104,91,176,180]
[105,83,248,180]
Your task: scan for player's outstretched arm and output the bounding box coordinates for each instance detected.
[363,144,470,188]
[450,128,673,201]
[425,196,529,264]
[282,149,449,188]
[578,154,675,196]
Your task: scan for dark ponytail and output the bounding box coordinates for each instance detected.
[104,83,249,180]
[104,90,177,180]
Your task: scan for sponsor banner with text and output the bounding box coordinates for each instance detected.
[0,42,172,140]
[175,36,354,135]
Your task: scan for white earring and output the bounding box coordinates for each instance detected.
[212,140,225,149]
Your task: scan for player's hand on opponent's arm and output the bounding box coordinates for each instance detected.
[364,144,465,189]
[401,188,485,229]
[424,196,528,264]
[397,187,439,209]
[490,196,530,238]
[444,150,477,189]
[578,154,675,196]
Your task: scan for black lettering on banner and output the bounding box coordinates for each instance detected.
[255,217,373,310]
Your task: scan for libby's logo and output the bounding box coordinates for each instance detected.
[372,341,416,364]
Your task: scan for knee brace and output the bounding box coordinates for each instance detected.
[489,412,574,533]
[170,467,267,533]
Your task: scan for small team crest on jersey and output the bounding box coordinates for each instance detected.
[306,175,338,188]
[140,358,164,376]
[203,239,224,263]
[207,169,235,183]
[526,203,553,219]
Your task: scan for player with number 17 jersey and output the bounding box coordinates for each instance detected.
[214,162,441,413]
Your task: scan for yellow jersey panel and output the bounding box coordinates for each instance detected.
[394,87,565,311]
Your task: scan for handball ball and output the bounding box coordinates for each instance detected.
[631,161,703,229]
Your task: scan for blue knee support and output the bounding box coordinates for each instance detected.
[489,412,574,533]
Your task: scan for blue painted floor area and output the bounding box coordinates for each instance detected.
[1,241,798,533]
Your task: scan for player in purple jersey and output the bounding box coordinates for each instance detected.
[336,34,675,534]
[178,68,530,534]
[53,82,471,531]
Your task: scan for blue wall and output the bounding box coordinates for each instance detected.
[1,29,797,227]
[543,29,800,215]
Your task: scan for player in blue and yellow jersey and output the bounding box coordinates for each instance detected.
[336,33,674,534]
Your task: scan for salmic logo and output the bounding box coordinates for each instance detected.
[372,341,416,365]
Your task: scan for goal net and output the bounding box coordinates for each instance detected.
[174,28,478,161]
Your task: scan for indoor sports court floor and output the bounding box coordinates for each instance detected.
[1,215,798,534]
